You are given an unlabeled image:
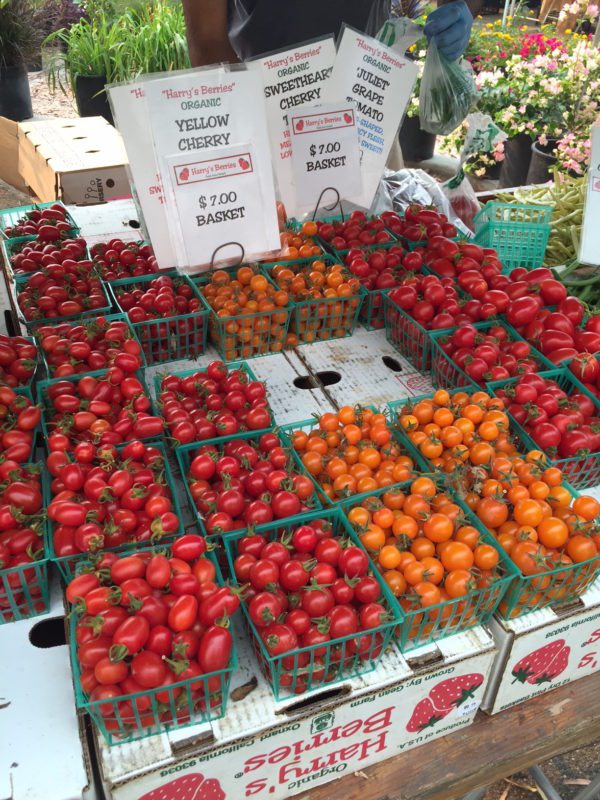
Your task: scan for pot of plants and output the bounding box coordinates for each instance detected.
[482,160,502,180]
[0,63,33,121]
[74,74,114,124]
[399,115,437,162]
[526,139,558,185]
[498,133,533,188]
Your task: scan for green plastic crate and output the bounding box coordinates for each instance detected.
[222,506,400,699]
[176,430,321,539]
[3,234,88,282]
[36,312,146,381]
[383,292,459,373]
[194,267,291,361]
[0,334,38,401]
[261,256,365,345]
[339,480,517,651]
[37,369,157,453]
[15,276,112,330]
[429,321,555,391]
[486,368,600,489]
[0,201,79,238]
[473,202,552,271]
[451,486,600,621]
[69,548,236,744]
[110,271,208,366]
[45,440,185,582]
[153,360,275,447]
[279,414,429,507]
[0,462,49,624]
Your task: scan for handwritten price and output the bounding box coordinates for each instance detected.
[198,190,238,210]
[309,141,341,158]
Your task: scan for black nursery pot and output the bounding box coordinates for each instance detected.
[498,133,533,188]
[526,139,558,185]
[74,74,114,125]
[0,63,33,122]
[399,115,437,162]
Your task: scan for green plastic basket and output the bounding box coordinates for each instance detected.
[222,506,400,699]
[314,214,400,255]
[194,268,291,361]
[176,430,321,539]
[0,463,49,624]
[3,235,89,282]
[36,312,146,381]
[0,201,79,238]
[69,548,237,745]
[451,486,600,621]
[262,256,365,345]
[153,360,275,447]
[473,202,552,271]
[279,415,429,506]
[37,369,157,452]
[429,321,555,391]
[110,271,209,366]
[383,292,459,373]
[0,334,38,401]
[486,368,600,489]
[16,278,113,331]
[339,480,517,651]
[45,440,185,582]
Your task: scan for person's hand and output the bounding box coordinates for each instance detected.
[423,0,473,61]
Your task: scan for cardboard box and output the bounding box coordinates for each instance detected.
[0,582,98,800]
[67,198,144,246]
[481,579,600,715]
[0,116,28,193]
[96,625,496,800]
[0,116,130,204]
[294,328,434,410]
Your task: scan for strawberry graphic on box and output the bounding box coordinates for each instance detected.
[295,119,304,132]
[179,167,190,182]
[406,673,484,732]
[138,774,226,800]
[238,157,250,170]
[511,639,570,685]
[343,112,353,124]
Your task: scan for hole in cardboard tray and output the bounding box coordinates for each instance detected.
[171,728,216,754]
[106,178,115,188]
[279,684,352,717]
[72,136,87,140]
[382,355,403,373]
[29,616,66,648]
[128,219,141,229]
[405,646,445,671]
[315,370,341,387]
[85,150,100,154]
[293,375,319,390]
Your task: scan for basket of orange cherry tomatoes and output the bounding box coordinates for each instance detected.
[340,475,516,650]
[195,265,291,360]
[275,220,324,261]
[284,406,424,504]
[263,255,365,347]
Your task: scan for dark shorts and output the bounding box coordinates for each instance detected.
[228,0,390,59]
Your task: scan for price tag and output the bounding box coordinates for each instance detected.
[163,144,269,269]
[247,37,336,216]
[579,123,600,266]
[107,82,177,269]
[455,698,480,719]
[323,26,418,210]
[140,68,280,269]
[288,103,362,211]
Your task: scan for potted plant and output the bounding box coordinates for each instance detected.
[0,0,46,121]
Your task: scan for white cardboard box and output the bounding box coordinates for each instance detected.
[95,626,496,800]
[481,579,600,715]
[0,584,98,800]
[294,329,434,410]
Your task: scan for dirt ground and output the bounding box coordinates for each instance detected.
[0,70,598,800]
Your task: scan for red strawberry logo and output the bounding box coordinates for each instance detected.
[295,119,304,132]
[511,639,570,685]
[344,112,353,123]
[238,157,250,170]
[138,773,226,800]
[179,167,190,182]
[406,672,484,732]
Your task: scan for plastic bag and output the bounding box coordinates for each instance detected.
[418,40,477,136]
[442,168,480,232]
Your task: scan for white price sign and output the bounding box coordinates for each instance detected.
[323,26,418,210]
[579,123,600,266]
[164,144,269,269]
[247,37,336,216]
[289,103,362,211]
